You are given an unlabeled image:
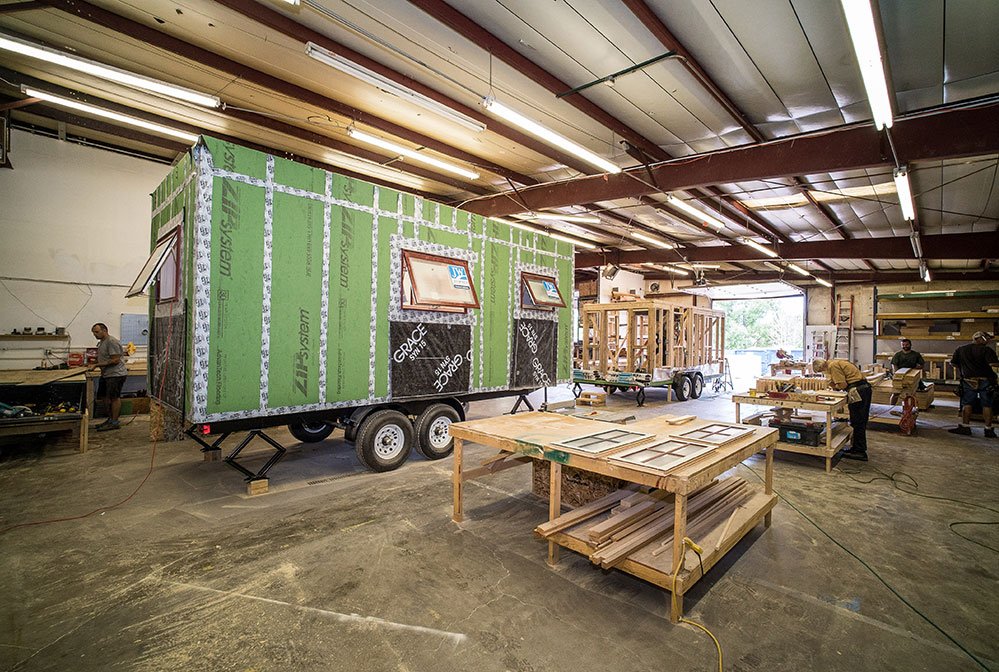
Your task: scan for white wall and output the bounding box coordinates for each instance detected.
[598,268,644,302]
[0,130,171,368]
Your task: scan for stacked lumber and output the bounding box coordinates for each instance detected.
[891,367,922,392]
[535,478,752,570]
[578,391,607,406]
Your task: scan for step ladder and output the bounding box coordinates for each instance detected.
[833,296,854,360]
[713,357,734,392]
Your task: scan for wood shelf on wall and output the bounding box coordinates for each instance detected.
[876,334,983,341]
[877,311,999,320]
[0,334,70,340]
[876,290,999,300]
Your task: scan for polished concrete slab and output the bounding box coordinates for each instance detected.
[1,386,996,671]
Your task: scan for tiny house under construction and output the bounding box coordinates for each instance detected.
[576,299,725,402]
[131,137,573,476]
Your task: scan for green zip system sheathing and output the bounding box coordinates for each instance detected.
[148,138,573,425]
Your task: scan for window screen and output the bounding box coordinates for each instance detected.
[126,229,180,298]
[550,428,651,454]
[675,423,755,446]
[522,272,565,309]
[401,250,479,312]
[609,438,716,473]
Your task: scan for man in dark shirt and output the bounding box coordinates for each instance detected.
[890,339,924,373]
[949,332,998,437]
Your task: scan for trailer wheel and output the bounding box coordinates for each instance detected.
[673,375,692,401]
[414,404,460,460]
[288,421,334,443]
[690,374,704,399]
[355,409,413,472]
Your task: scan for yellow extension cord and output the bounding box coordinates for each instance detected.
[671,537,723,672]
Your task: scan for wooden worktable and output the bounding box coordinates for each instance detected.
[732,392,851,472]
[448,411,778,621]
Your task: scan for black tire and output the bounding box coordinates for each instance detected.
[604,385,617,395]
[288,421,334,443]
[673,375,692,401]
[414,403,460,459]
[690,374,704,399]
[354,409,413,472]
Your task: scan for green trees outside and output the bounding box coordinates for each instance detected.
[715,297,804,351]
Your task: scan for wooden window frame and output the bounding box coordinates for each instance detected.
[126,226,180,299]
[155,226,181,304]
[521,271,566,309]
[401,249,480,313]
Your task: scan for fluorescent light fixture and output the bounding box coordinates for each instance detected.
[677,263,720,269]
[306,42,485,133]
[666,194,725,230]
[281,0,301,4]
[809,181,897,202]
[894,168,915,221]
[347,127,479,180]
[632,231,674,249]
[482,96,621,174]
[742,237,780,258]
[491,217,539,233]
[644,263,689,276]
[814,277,833,288]
[786,262,810,276]
[23,87,199,143]
[740,193,809,210]
[841,0,894,130]
[548,232,596,249]
[1,31,219,108]
[530,212,601,224]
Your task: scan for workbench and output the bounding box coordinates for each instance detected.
[733,392,851,473]
[0,372,89,453]
[449,411,778,622]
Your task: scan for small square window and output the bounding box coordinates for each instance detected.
[521,272,565,309]
[401,250,479,312]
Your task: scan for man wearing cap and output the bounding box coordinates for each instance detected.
[812,358,872,460]
[949,332,998,438]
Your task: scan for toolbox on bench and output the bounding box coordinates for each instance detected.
[769,420,825,446]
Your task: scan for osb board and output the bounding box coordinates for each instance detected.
[531,461,628,508]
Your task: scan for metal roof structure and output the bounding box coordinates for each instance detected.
[1,0,997,286]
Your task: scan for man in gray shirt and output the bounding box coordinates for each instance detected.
[90,323,128,431]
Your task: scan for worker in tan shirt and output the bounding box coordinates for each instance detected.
[812,358,872,461]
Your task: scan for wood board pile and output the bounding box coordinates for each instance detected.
[535,478,752,569]
[531,462,628,508]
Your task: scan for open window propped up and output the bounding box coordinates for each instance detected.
[401,250,479,313]
[521,272,566,309]
[126,227,179,299]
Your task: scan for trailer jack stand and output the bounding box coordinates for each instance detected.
[185,426,287,492]
[508,394,535,414]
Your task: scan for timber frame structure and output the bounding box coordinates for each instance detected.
[580,300,725,381]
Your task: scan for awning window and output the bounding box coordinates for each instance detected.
[401,250,479,312]
[522,272,566,309]
[126,229,179,298]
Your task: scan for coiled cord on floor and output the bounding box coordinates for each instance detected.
[838,465,999,554]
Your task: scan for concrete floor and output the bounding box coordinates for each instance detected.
[1,386,996,672]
